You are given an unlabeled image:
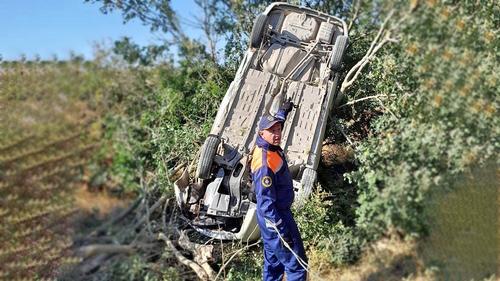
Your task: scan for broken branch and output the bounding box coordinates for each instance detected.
[178,231,216,280]
[336,122,354,146]
[158,233,212,281]
[77,244,135,258]
[133,195,168,229]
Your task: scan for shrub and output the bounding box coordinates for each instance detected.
[346,1,498,242]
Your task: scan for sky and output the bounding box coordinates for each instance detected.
[0,0,203,61]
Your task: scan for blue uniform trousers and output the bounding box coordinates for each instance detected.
[259,210,308,281]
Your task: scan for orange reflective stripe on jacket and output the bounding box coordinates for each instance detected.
[251,146,283,174]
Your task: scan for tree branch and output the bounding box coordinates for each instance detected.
[158,233,212,281]
[341,10,397,94]
[178,231,216,280]
[348,0,362,31]
[194,0,219,62]
[338,94,388,108]
[214,240,261,281]
[76,244,135,258]
[341,35,393,93]
[133,195,168,229]
[376,96,398,119]
[339,124,354,146]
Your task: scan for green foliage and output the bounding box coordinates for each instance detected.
[294,191,334,248]
[106,255,179,281]
[318,222,362,265]
[346,0,499,241]
[77,1,498,278]
[113,37,169,66]
[85,0,182,35]
[294,191,362,265]
[90,0,498,275]
[101,56,233,191]
[225,250,262,281]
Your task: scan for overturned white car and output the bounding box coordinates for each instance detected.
[174,3,348,241]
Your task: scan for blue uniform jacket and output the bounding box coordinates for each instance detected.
[251,134,295,248]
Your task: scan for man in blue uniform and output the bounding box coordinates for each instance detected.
[251,102,308,281]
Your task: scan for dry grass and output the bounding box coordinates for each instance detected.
[316,234,437,281]
[321,143,355,167]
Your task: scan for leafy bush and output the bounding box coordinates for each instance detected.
[101,57,233,192]
[293,191,333,248]
[318,222,362,265]
[294,190,362,266]
[346,1,498,241]
[290,0,498,269]
[92,255,180,281]
[225,250,263,281]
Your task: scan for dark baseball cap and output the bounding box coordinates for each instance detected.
[258,114,284,131]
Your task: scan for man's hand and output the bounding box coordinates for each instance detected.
[280,99,295,114]
[281,234,293,249]
[275,98,296,121]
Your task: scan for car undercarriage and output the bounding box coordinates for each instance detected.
[174,3,348,241]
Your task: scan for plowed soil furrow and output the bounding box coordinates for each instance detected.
[0,144,97,184]
[0,132,83,166]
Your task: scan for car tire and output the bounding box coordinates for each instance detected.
[329,35,348,72]
[249,14,268,48]
[296,168,317,206]
[196,135,220,180]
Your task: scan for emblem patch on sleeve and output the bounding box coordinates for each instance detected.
[261,176,272,188]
